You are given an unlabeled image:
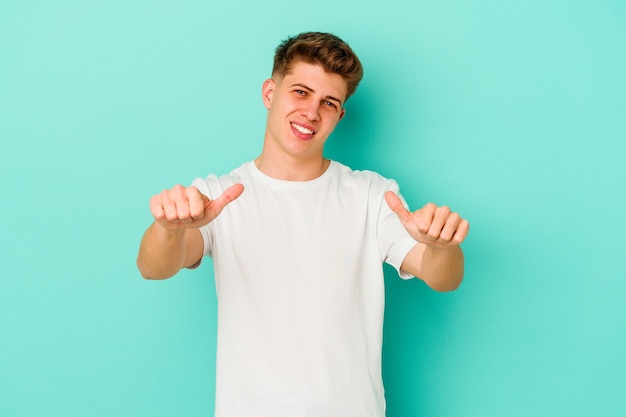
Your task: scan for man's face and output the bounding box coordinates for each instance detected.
[262,61,347,162]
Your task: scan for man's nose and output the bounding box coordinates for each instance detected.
[301,100,320,121]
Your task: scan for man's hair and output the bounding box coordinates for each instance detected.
[272,32,364,101]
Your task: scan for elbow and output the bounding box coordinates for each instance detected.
[431,280,462,292]
[139,270,161,280]
[136,257,152,279]
[138,269,172,281]
[136,258,172,280]
[427,272,464,292]
[137,264,158,280]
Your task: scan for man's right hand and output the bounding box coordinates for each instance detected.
[150,183,244,231]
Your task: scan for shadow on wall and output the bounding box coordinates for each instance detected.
[324,84,388,172]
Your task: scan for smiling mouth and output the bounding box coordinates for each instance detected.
[291,122,315,135]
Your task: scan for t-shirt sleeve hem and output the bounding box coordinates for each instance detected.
[387,238,418,280]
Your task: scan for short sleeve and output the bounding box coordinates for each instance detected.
[376,180,417,279]
[190,176,216,257]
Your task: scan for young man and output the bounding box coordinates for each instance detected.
[137,32,469,417]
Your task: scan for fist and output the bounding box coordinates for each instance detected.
[385,191,469,249]
[150,183,244,230]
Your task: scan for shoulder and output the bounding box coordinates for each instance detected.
[190,162,251,198]
[331,161,398,191]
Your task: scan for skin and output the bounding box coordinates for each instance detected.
[255,62,347,181]
[137,61,469,290]
[385,194,469,291]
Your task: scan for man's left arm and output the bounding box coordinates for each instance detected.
[385,191,470,292]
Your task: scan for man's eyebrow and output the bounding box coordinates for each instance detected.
[290,83,344,106]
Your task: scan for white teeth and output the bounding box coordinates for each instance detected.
[292,123,314,135]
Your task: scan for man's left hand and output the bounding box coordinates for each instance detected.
[385,191,469,249]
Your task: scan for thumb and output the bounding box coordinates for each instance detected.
[384,191,412,225]
[204,183,244,216]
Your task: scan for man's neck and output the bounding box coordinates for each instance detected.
[254,154,330,181]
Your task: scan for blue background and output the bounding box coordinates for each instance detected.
[1,0,625,416]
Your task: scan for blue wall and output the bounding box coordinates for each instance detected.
[1,0,624,416]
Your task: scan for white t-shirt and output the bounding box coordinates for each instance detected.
[192,161,417,417]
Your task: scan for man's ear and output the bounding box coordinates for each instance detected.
[338,108,346,121]
[262,78,275,109]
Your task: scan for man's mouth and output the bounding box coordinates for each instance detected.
[291,122,315,136]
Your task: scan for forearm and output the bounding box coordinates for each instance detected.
[420,245,464,292]
[136,222,188,280]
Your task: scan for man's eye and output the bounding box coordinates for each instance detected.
[295,90,305,95]
[324,101,337,109]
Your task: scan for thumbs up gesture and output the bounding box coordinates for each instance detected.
[385,191,469,249]
[150,183,244,230]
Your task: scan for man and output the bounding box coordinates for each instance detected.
[137,32,469,417]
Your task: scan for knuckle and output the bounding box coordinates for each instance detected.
[162,207,176,220]
[186,186,199,197]
[190,206,205,218]
[149,194,161,207]
[161,189,173,202]
[427,229,440,240]
[165,213,178,222]
[176,184,187,196]
[438,205,450,216]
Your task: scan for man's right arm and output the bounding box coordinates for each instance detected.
[137,183,244,280]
